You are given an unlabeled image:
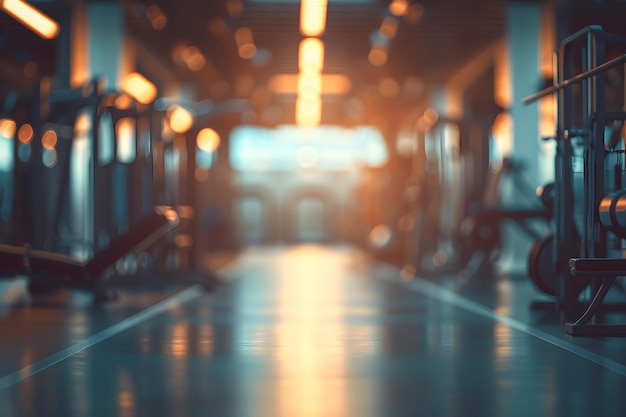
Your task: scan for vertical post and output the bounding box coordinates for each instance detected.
[497,2,542,273]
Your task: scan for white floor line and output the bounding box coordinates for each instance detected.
[0,285,204,391]
[379,264,626,377]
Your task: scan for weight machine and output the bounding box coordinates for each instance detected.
[0,79,219,303]
[524,26,626,335]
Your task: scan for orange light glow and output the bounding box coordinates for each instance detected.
[494,45,511,109]
[268,73,351,95]
[299,0,328,37]
[379,17,398,40]
[423,107,439,125]
[368,46,387,66]
[227,0,244,16]
[298,38,324,72]
[17,124,33,143]
[168,105,193,134]
[274,246,352,416]
[0,118,16,138]
[238,43,257,60]
[197,128,220,152]
[181,46,206,71]
[378,77,400,97]
[121,72,157,105]
[298,72,323,96]
[234,27,257,59]
[296,95,322,127]
[1,0,60,39]
[41,129,57,149]
[403,3,424,24]
[146,4,167,30]
[492,111,513,156]
[115,94,133,109]
[235,27,253,45]
[389,0,409,17]
[74,112,91,135]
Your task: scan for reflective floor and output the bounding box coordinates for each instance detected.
[1,245,626,417]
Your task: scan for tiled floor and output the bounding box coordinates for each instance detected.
[1,245,626,417]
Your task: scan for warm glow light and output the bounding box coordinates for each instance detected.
[403,3,424,24]
[269,74,351,95]
[298,72,323,96]
[181,46,206,71]
[389,0,409,17]
[168,105,193,134]
[492,111,513,156]
[146,4,167,30]
[368,45,387,66]
[227,0,244,16]
[17,124,33,143]
[121,72,157,105]
[235,27,253,45]
[238,43,257,59]
[115,94,133,109]
[299,0,328,37]
[423,108,439,125]
[234,28,257,59]
[323,74,351,95]
[0,118,16,138]
[41,129,57,149]
[197,128,220,152]
[298,38,324,72]
[379,17,398,40]
[378,77,400,97]
[296,95,322,127]
[1,0,60,39]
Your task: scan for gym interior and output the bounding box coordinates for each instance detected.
[2,0,626,415]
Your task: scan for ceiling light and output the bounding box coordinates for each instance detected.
[197,128,221,152]
[1,0,59,39]
[388,0,408,17]
[299,0,328,37]
[296,95,322,127]
[146,4,167,30]
[298,38,324,72]
[121,72,157,104]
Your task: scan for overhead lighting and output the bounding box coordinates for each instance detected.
[121,72,157,104]
[298,38,324,72]
[379,17,398,40]
[388,0,408,17]
[298,71,322,96]
[296,95,322,127]
[196,128,221,152]
[299,0,327,37]
[269,74,352,95]
[368,45,388,66]
[235,27,257,59]
[168,105,193,134]
[1,0,60,39]
[0,119,16,138]
[146,4,167,30]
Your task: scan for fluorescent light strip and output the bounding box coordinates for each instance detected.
[1,0,60,39]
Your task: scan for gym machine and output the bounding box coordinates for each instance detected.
[0,79,219,302]
[524,26,626,335]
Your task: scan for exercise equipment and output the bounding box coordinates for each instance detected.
[524,26,626,335]
[0,206,178,302]
[1,79,221,302]
[460,157,551,277]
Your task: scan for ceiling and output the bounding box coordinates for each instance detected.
[3,0,626,126]
[128,0,507,87]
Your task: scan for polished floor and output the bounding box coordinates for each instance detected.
[1,245,626,417]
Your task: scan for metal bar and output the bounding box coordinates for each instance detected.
[522,52,626,104]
